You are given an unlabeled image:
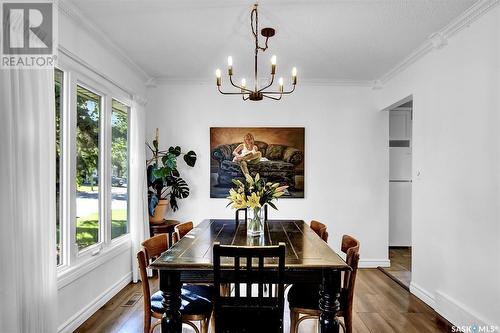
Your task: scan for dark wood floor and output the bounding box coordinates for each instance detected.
[75,267,450,333]
[379,247,412,289]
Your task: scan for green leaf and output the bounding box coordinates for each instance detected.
[267,202,278,210]
[183,150,197,167]
[168,146,181,157]
[148,194,159,216]
[162,153,177,171]
[151,166,164,181]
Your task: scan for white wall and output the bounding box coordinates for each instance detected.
[146,83,389,266]
[376,4,500,327]
[56,4,147,332]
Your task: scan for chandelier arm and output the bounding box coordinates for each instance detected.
[242,95,249,101]
[217,86,246,95]
[258,74,275,93]
[229,75,254,93]
[263,94,282,101]
[261,85,296,95]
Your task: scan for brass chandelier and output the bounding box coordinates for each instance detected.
[215,4,297,101]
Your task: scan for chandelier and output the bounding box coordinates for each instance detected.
[215,4,297,101]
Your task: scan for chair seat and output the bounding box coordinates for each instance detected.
[151,284,214,315]
[287,284,347,311]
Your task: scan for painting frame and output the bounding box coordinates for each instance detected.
[210,127,305,198]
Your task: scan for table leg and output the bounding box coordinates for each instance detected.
[160,271,182,333]
[319,270,341,333]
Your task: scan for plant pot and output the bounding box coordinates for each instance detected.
[150,199,169,224]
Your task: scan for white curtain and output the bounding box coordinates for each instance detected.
[129,95,150,282]
[0,69,57,332]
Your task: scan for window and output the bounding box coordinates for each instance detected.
[55,68,63,265]
[111,99,129,239]
[75,85,101,250]
[55,64,131,272]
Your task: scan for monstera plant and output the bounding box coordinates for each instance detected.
[146,139,196,223]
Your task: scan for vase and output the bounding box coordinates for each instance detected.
[247,206,264,236]
[150,199,169,224]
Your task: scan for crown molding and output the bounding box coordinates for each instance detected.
[378,0,499,85]
[58,0,151,84]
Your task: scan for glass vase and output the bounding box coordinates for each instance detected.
[247,206,264,236]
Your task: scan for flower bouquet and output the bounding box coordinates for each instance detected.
[227,173,288,236]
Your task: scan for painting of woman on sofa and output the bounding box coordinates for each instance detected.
[210,127,304,198]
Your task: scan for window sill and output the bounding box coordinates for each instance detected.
[57,234,131,289]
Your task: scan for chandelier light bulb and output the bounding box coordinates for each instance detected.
[292,67,297,85]
[216,69,221,86]
[271,55,277,74]
[227,56,233,75]
[279,77,283,86]
[241,78,246,87]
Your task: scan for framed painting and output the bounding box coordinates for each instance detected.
[210,127,305,198]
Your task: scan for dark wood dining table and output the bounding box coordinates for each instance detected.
[150,219,350,333]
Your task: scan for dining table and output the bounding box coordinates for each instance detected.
[150,219,350,333]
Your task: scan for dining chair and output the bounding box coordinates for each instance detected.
[287,235,360,333]
[139,234,214,333]
[310,220,329,242]
[174,221,194,242]
[172,231,179,245]
[213,242,286,333]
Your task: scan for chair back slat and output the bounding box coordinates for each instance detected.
[141,234,168,263]
[341,234,360,290]
[310,220,329,242]
[136,250,152,317]
[235,255,240,298]
[213,242,286,333]
[175,221,193,241]
[344,246,360,319]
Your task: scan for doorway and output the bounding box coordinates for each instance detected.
[380,98,413,290]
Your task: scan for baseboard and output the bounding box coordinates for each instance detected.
[360,258,390,268]
[409,281,436,308]
[58,272,132,333]
[434,291,499,329]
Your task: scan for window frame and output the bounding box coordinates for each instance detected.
[56,60,132,278]
[110,98,131,243]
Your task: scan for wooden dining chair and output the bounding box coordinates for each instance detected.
[172,231,179,245]
[213,242,286,333]
[139,235,213,333]
[174,221,194,242]
[310,220,329,242]
[287,235,360,333]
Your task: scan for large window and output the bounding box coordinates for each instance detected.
[111,99,129,239]
[55,69,63,265]
[55,66,131,270]
[76,86,102,250]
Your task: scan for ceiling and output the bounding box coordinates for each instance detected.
[66,0,477,83]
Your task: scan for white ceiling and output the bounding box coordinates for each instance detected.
[66,0,477,83]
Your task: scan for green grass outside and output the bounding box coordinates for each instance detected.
[77,185,99,192]
[76,209,128,249]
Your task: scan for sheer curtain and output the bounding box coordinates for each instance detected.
[129,95,149,282]
[0,69,57,332]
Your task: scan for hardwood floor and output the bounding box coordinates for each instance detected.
[379,247,412,289]
[75,268,450,333]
